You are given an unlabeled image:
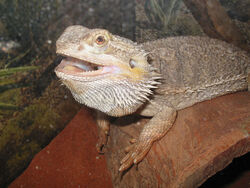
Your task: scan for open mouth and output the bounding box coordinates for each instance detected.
[55,57,108,76]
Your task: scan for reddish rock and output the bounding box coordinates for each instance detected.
[9,92,250,188]
[10,108,112,188]
[105,92,250,188]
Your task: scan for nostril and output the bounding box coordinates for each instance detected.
[129,59,136,69]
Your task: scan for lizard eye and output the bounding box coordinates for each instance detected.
[129,59,136,69]
[95,35,106,45]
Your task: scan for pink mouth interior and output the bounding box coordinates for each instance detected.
[55,57,104,74]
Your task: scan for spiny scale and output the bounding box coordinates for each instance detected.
[67,72,161,117]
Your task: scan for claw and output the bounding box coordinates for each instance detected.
[129,138,137,144]
[96,112,110,154]
[96,129,109,153]
[96,142,105,154]
[119,156,134,171]
[119,140,153,172]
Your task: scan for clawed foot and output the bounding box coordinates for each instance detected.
[119,138,152,172]
[96,130,109,153]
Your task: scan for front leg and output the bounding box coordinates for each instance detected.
[96,111,110,153]
[119,106,177,171]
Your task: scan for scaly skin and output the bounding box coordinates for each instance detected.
[55,25,249,172]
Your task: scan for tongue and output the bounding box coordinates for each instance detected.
[73,63,93,71]
[60,57,94,72]
[63,65,86,72]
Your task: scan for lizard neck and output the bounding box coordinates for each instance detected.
[62,73,159,117]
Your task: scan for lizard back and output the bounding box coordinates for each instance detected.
[142,36,249,109]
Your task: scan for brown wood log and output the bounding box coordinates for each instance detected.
[183,0,249,52]
[105,92,250,188]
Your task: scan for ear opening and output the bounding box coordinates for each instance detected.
[146,55,153,65]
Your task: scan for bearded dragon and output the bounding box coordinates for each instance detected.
[55,25,249,172]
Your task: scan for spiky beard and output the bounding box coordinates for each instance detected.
[62,73,161,117]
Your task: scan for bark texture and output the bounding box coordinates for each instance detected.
[183,0,249,52]
[105,92,250,188]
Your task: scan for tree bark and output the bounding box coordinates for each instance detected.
[105,92,250,188]
[183,0,249,52]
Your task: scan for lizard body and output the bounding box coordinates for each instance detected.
[55,25,249,172]
[142,36,248,110]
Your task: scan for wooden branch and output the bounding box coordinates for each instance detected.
[183,0,249,52]
[105,92,250,188]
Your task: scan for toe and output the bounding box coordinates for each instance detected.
[119,154,134,171]
[119,140,153,172]
[96,132,108,153]
[133,145,151,164]
[124,144,134,153]
[129,138,137,144]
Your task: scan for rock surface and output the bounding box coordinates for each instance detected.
[9,92,250,188]
[105,92,250,188]
[9,108,112,188]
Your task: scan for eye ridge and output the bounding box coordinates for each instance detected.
[96,35,105,45]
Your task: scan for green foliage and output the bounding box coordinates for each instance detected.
[0,0,58,116]
[6,141,41,176]
[0,76,16,86]
[2,48,31,68]
[0,103,19,110]
[0,0,59,108]
[0,66,39,77]
[0,65,39,112]
[0,88,21,104]
[145,0,182,30]
[0,81,67,185]
[8,103,59,132]
[0,0,71,186]
[0,102,60,164]
[143,0,204,36]
[0,88,22,119]
[0,123,23,149]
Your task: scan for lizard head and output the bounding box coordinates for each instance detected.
[55,25,160,116]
